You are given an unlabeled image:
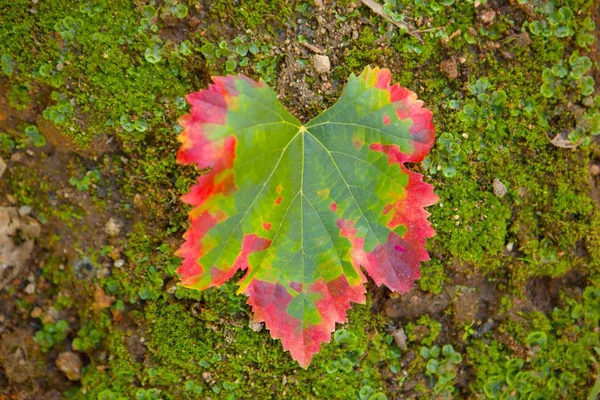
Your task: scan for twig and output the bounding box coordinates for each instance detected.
[300,41,325,54]
[412,27,443,34]
[359,0,423,42]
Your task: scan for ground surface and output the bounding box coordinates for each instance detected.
[0,0,600,399]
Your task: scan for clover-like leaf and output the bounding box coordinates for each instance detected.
[176,66,438,367]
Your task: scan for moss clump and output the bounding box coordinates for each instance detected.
[1,0,599,398]
[469,286,600,399]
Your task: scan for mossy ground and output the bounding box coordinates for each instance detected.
[0,0,599,399]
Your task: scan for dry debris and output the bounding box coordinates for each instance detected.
[0,207,41,291]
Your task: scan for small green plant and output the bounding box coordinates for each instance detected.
[97,389,121,400]
[1,54,13,75]
[73,313,109,351]
[144,44,163,64]
[8,84,31,110]
[324,329,363,374]
[54,16,83,42]
[575,17,595,48]
[589,347,600,400]
[476,286,600,399]
[456,77,510,136]
[139,4,159,33]
[528,5,577,39]
[34,320,68,352]
[540,53,593,98]
[137,266,164,301]
[163,0,188,19]
[405,316,442,347]
[199,37,277,82]
[422,132,465,177]
[359,385,389,400]
[463,322,476,341]
[184,380,203,395]
[177,40,192,57]
[539,51,597,145]
[569,52,592,80]
[43,93,74,124]
[120,115,148,134]
[20,125,46,148]
[80,0,106,16]
[135,388,161,400]
[421,344,463,398]
[0,132,15,151]
[69,169,101,191]
[34,63,64,87]
[384,0,455,21]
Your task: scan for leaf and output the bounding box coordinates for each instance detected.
[176,66,438,367]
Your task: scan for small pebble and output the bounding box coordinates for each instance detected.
[18,205,31,216]
[56,352,82,381]
[114,259,125,268]
[31,307,43,318]
[96,268,111,279]
[10,152,23,162]
[42,307,61,324]
[248,320,264,332]
[104,218,122,237]
[392,327,408,351]
[166,279,177,294]
[313,54,331,74]
[480,10,496,24]
[493,179,507,197]
[590,164,600,177]
[24,283,36,294]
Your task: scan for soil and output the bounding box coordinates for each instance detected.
[1,0,600,399]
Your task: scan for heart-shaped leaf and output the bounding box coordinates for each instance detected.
[176,66,438,367]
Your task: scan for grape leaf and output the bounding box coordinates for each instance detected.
[176,66,438,368]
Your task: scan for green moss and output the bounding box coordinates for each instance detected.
[419,259,446,294]
[405,315,442,347]
[1,0,599,397]
[337,26,390,80]
[469,286,600,399]
[208,0,293,34]
[92,294,393,399]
